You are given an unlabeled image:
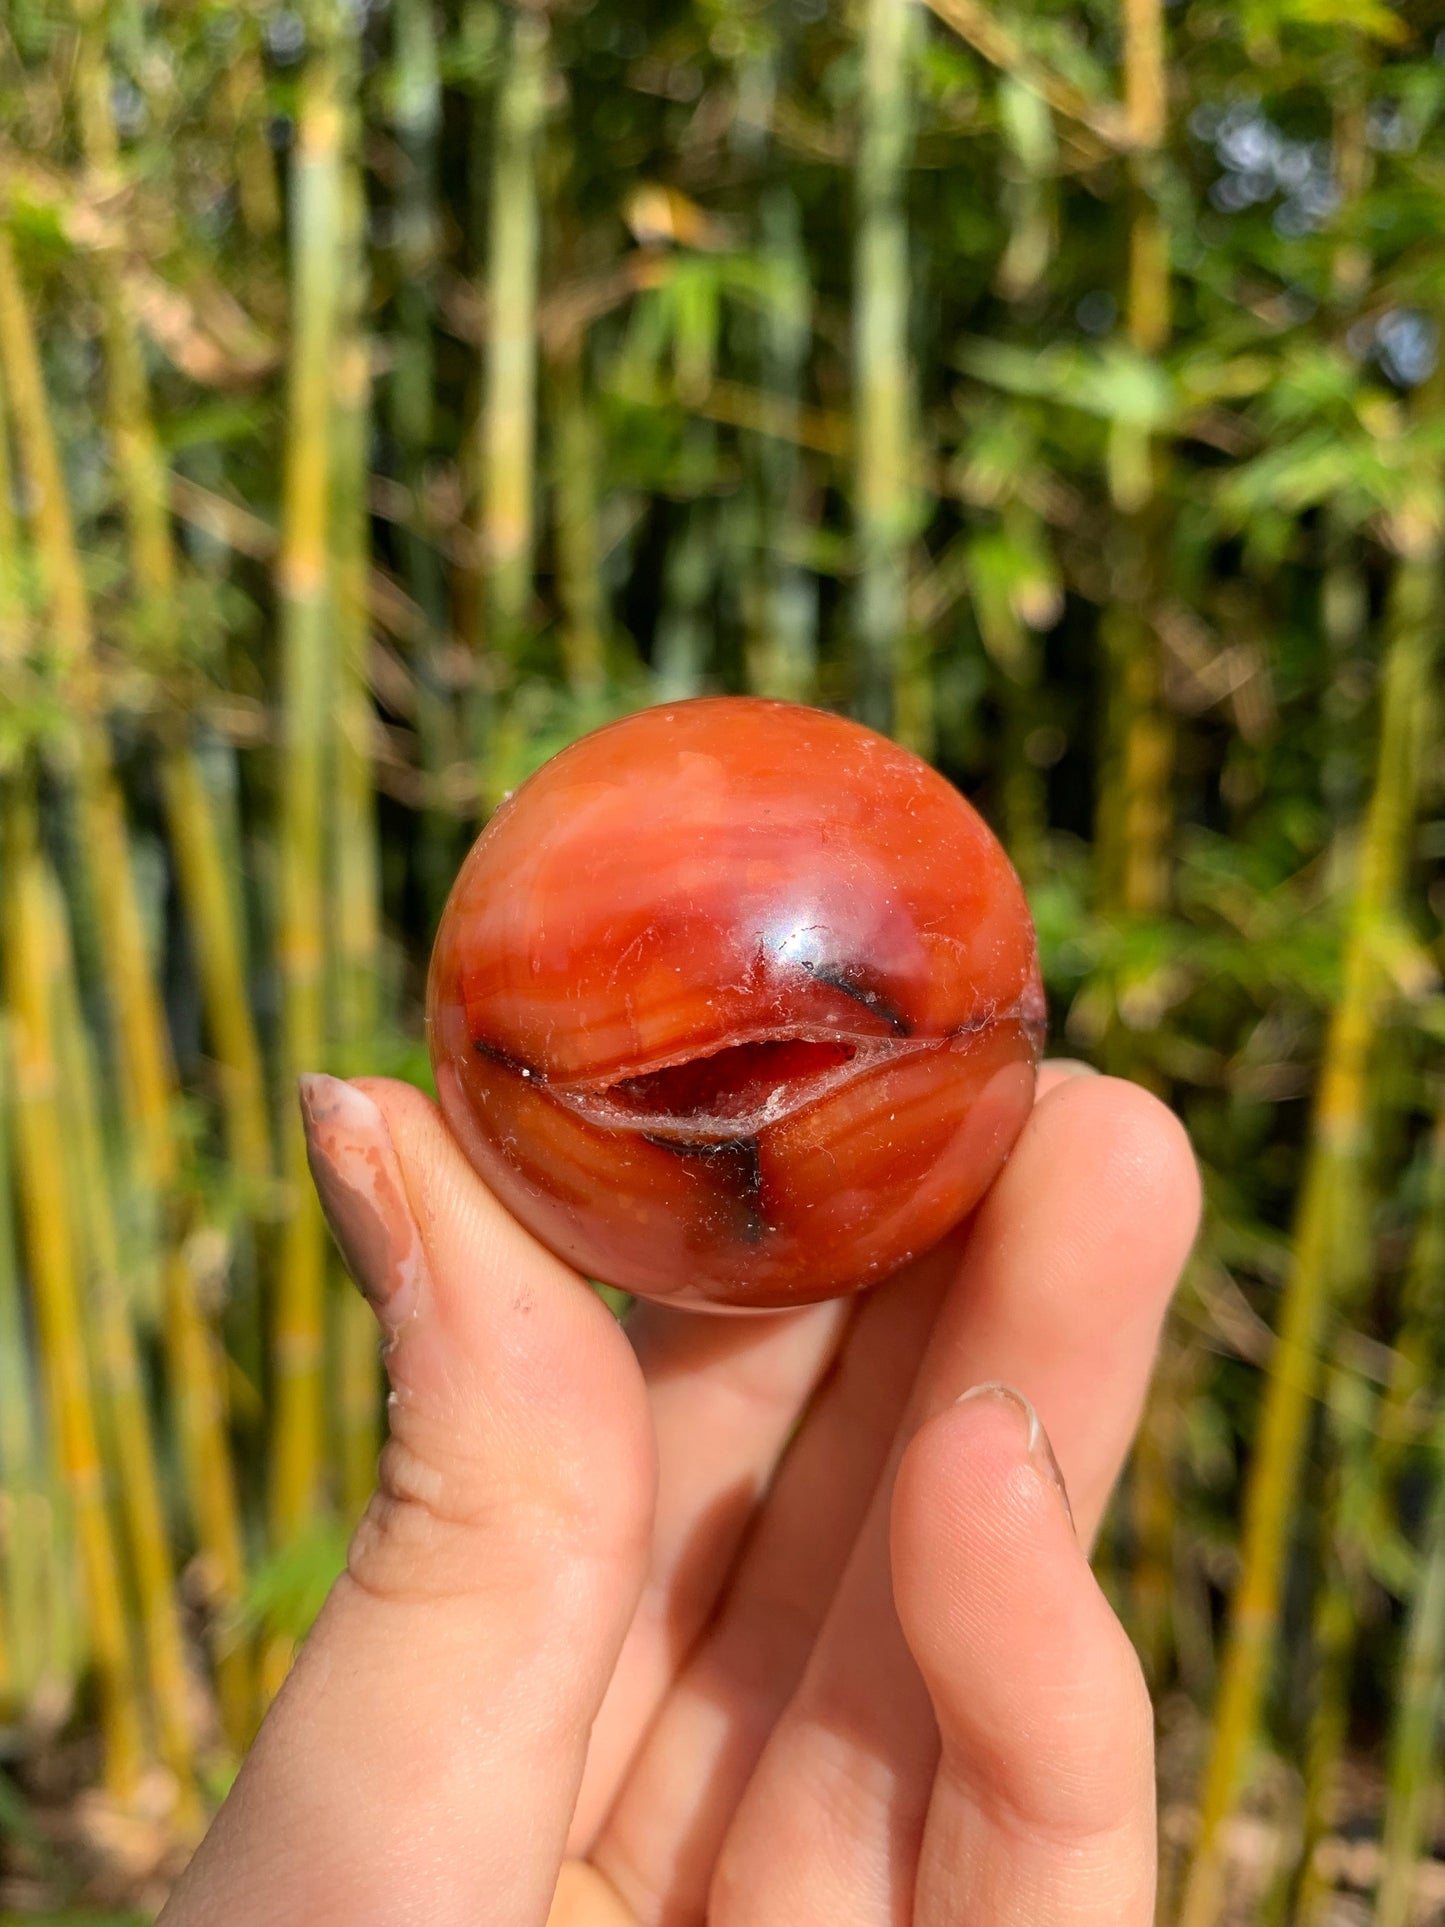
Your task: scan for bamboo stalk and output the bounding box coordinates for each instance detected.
[1179,519,1442,1927]
[269,0,347,1577]
[0,364,45,1720]
[390,0,457,918]
[74,4,273,1195]
[551,340,607,704]
[0,211,252,1741]
[0,1021,41,1717]
[164,1224,253,1744]
[1271,81,1387,1918]
[655,455,716,702]
[1101,0,1170,918]
[331,157,383,1519]
[1287,1363,1374,1926]
[160,749,272,1189]
[1375,1111,1445,1927]
[1374,1440,1445,1927]
[45,867,202,1828]
[0,334,19,646]
[747,185,816,706]
[853,0,918,743]
[0,226,174,1191]
[480,6,547,678]
[224,28,282,244]
[987,77,1057,881]
[1378,1103,1445,1460]
[1099,0,1177,1687]
[3,787,147,1799]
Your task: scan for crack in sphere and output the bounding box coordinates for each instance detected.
[427,696,1045,1311]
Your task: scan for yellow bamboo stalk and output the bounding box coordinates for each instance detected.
[164,1226,253,1745]
[0,365,46,1718]
[0,1021,29,1714]
[1104,0,1171,916]
[76,0,273,1195]
[0,224,174,1190]
[0,207,252,1743]
[0,343,19,642]
[1275,86,1386,1922]
[44,869,202,1829]
[269,3,347,1582]
[3,788,146,1799]
[224,31,282,244]
[1179,516,1441,1927]
[1105,0,1175,1685]
[160,749,272,1189]
[331,156,383,1519]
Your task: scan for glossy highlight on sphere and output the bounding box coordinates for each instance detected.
[427,697,1044,1310]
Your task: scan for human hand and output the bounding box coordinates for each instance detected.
[159,1060,1199,1927]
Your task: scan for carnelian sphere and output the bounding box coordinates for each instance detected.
[426,697,1044,1310]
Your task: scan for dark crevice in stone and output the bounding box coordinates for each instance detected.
[643,1132,768,1243]
[801,963,911,1036]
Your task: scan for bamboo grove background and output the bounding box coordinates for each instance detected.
[0,0,1442,1919]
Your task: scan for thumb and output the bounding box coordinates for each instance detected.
[161,1075,656,1927]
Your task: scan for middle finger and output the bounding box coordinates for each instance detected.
[706,1074,1198,1927]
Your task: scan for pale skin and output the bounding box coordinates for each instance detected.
[159,1060,1200,1927]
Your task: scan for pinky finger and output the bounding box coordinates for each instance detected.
[892,1384,1156,1927]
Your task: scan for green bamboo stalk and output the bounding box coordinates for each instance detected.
[988,79,1056,881]
[994,75,1057,306]
[1179,522,1441,1927]
[45,867,202,1828]
[747,185,817,706]
[655,456,716,702]
[3,788,147,1799]
[331,157,383,1520]
[1374,1110,1445,1927]
[1292,1102,1445,1926]
[1374,1440,1445,1927]
[269,0,347,1581]
[389,0,457,919]
[1286,1363,1375,1926]
[853,0,919,744]
[1378,1104,1445,1460]
[1320,75,1371,822]
[550,340,607,705]
[480,6,547,675]
[726,28,817,709]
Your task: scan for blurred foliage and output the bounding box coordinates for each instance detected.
[0,0,1442,1919]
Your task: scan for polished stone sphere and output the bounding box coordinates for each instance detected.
[427,697,1043,1309]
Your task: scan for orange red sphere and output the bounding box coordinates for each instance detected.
[427,697,1043,1310]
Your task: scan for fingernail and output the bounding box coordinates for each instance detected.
[955,1382,1075,1533]
[1047,1058,1101,1079]
[298,1073,424,1327]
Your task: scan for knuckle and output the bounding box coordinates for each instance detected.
[345,1426,651,1608]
